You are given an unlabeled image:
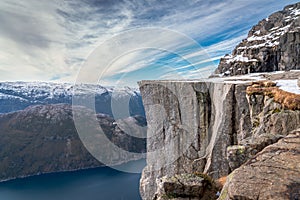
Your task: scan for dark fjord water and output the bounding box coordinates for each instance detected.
[0,167,142,200]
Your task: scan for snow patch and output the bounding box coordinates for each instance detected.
[225,54,258,64]
[0,93,28,101]
[254,30,261,35]
[291,8,300,16]
[276,79,300,94]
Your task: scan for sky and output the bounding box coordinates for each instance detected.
[0,0,299,87]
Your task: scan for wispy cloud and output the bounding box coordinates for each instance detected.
[0,0,299,85]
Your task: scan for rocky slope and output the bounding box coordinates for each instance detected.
[219,130,300,200]
[0,104,146,182]
[138,77,300,200]
[0,82,145,117]
[214,2,300,76]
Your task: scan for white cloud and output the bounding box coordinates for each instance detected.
[0,0,68,81]
[0,0,299,85]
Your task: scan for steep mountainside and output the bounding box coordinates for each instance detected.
[138,79,300,200]
[0,104,146,182]
[214,2,300,76]
[0,82,145,117]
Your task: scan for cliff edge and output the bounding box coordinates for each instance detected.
[139,2,300,199]
[138,76,300,200]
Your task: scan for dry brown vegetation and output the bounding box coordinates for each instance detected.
[217,176,227,187]
[246,81,300,110]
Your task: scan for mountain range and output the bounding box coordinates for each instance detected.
[0,81,145,117]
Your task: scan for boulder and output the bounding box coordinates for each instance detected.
[155,173,219,200]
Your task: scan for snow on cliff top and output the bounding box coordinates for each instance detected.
[220,71,300,95]
[276,79,300,94]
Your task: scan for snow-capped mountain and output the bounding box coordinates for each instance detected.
[0,81,145,117]
[214,2,300,76]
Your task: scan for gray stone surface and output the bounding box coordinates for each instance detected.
[247,94,300,136]
[138,81,247,200]
[227,86,300,171]
[138,80,256,200]
[219,132,300,200]
[227,134,283,171]
[139,78,300,200]
[154,174,206,200]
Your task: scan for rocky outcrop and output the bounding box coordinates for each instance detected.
[139,78,300,199]
[226,81,300,171]
[0,104,146,182]
[155,173,219,200]
[219,131,300,200]
[226,133,283,171]
[214,2,300,76]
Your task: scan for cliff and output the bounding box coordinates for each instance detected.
[214,3,300,76]
[138,2,300,199]
[138,80,245,199]
[138,75,300,199]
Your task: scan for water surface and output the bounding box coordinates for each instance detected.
[0,167,142,200]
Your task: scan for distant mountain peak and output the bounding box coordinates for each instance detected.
[213,2,300,76]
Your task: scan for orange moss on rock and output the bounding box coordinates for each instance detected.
[246,81,300,110]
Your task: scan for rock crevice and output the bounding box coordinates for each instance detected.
[138,81,252,200]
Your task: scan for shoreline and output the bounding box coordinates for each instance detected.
[0,165,104,184]
[0,158,146,184]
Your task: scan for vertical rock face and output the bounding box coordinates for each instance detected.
[138,79,300,200]
[214,2,300,76]
[138,81,251,200]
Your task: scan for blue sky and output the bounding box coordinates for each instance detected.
[0,0,299,86]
